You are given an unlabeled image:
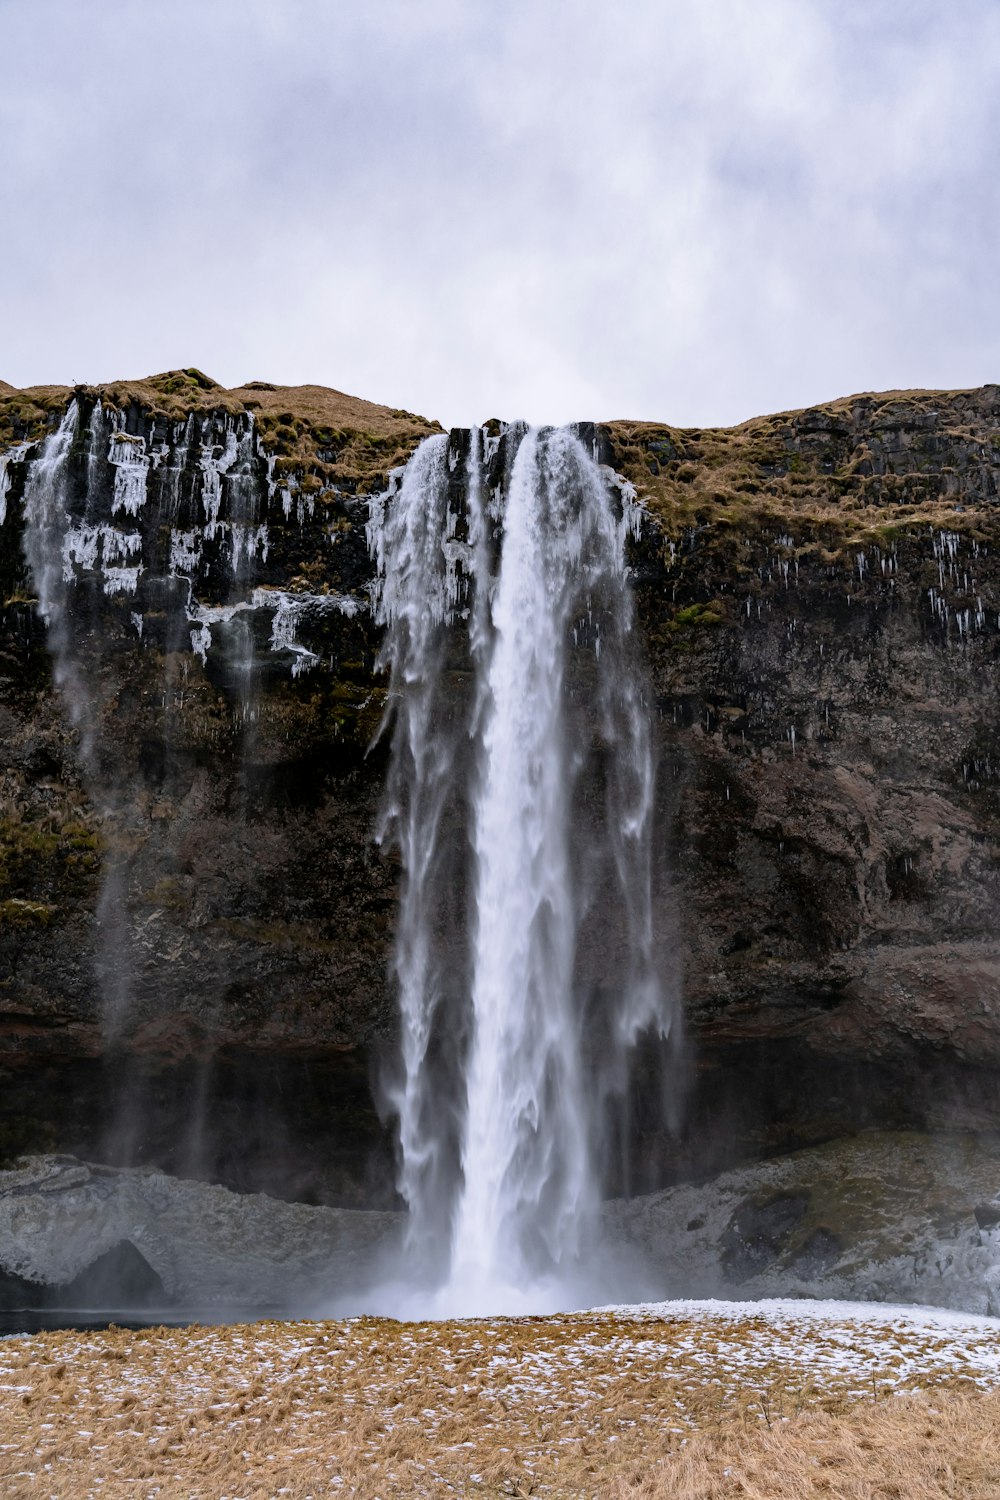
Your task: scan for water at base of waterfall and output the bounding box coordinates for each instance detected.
[368,424,672,1317]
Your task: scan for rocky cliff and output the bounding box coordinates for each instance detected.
[1,372,999,1207]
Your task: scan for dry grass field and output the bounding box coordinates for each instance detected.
[1,1301,999,1497]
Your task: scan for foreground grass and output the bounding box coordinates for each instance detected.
[610,1391,1000,1498]
[1,1305,999,1497]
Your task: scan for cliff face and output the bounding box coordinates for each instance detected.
[1,373,999,1206]
[609,387,1000,1173]
[0,373,436,1205]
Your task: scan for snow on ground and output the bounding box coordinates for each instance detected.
[0,1299,998,1496]
[592,1297,1000,1394]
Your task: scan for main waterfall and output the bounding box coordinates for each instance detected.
[369,424,671,1314]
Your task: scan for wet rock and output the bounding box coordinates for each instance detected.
[4,381,1000,1196]
[788,1227,843,1278]
[0,1154,402,1309]
[0,1239,166,1310]
[603,1130,1000,1316]
[720,1192,809,1280]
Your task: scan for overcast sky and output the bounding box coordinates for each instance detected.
[2,0,998,428]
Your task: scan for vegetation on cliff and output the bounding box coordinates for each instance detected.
[3,374,1000,1202]
[607,385,1000,550]
[6,373,996,539]
[0,370,441,494]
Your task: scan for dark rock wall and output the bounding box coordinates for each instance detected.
[0,388,405,1204]
[613,386,1000,1175]
[1,378,999,1206]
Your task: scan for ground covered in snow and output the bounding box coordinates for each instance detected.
[2,1300,1000,1497]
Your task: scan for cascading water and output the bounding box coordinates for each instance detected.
[370,424,672,1314]
[10,394,363,1176]
[366,431,489,1276]
[18,400,268,1042]
[21,402,99,764]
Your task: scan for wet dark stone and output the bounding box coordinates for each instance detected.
[788,1226,843,1277]
[0,1240,167,1310]
[0,1267,43,1311]
[720,1192,810,1281]
[59,1240,167,1308]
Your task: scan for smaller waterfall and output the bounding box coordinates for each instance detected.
[21,402,138,1039]
[370,424,672,1314]
[12,398,315,1074]
[3,391,394,1201]
[21,403,97,761]
[367,433,484,1272]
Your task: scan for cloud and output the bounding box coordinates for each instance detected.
[1,0,997,427]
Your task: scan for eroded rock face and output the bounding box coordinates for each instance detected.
[616,389,1000,1175]
[0,1155,400,1309]
[4,1133,998,1318]
[604,1131,1000,1317]
[0,382,422,1204]
[1,376,1000,1204]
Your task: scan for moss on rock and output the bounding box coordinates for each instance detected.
[606,384,1000,556]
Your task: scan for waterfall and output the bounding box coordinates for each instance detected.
[21,402,100,766]
[370,424,671,1314]
[12,394,315,1152]
[366,430,493,1274]
[20,401,136,1041]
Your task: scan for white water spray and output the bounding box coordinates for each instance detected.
[21,402,100,762]
[367,433,484,1273]
[370,425,671,1314]
[15,399,294,1043]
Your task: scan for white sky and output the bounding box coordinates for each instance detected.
[1,0,998,428]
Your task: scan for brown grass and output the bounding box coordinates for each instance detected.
[0,370,441,492]
[1,1308,998,1497]
[5,375,997,539]
[608,1390,1000,1498]
[606,383,1000,549]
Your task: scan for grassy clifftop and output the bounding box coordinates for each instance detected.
[0,369,442,492]
[4,373,998,532]
[606,384,1000,548]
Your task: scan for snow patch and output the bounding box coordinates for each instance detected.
[0,441,32,526]
[169,529,201,576]
[108,430,150,517]
[251,588,361,678]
